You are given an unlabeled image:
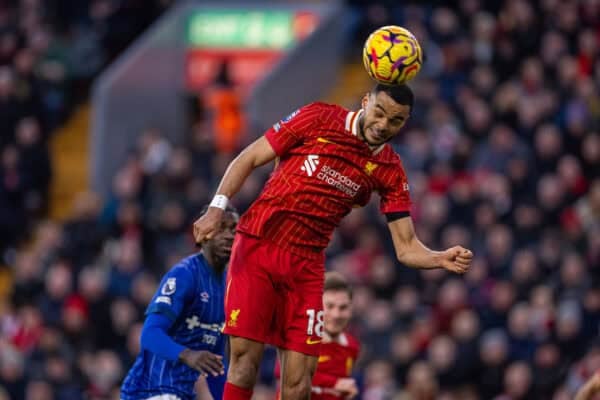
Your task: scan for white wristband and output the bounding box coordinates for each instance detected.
[209,194,229,210]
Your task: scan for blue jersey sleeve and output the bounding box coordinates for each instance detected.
[140,313,186,361]
[146,265,195,322]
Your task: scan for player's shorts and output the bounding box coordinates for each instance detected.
[224,232,324,356]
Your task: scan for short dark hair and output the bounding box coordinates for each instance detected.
[324,271,352,299]
[372,83,414,110]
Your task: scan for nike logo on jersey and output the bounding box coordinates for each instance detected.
[317,137,337,145]
[306,338,322,345]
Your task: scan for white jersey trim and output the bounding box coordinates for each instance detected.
[345,109,385,155]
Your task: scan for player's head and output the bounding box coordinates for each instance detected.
[359,83,413,146]
[198,205,239,269]
[323,271,353,337]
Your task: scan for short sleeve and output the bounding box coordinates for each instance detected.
[146,266,194,322]
[264,103,322,156]
[379,159,412,215]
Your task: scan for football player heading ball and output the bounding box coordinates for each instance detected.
[193,80,472,400]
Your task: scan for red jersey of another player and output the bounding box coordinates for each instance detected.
[275,332,361,400]
[237,102,412,260]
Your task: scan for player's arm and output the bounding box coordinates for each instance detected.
[140,313,185,360]
[216,135,278,199]
[144,267,224,376]
[139,314,224,376]
[387,216,472,273]
[575,371,600,400]
[193,136,276,242]
[194,104,320,243]
[195,376,214,400]
[312,371,339,388]
[312,373,358,399]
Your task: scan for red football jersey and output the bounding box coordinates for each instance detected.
[237,102,412,260]
[274,332,361,400]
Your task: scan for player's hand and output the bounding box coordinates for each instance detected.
[586,372,600,392]
[193,207,224,245]
[439,246,473,274]
[333,378,359,399]
[575,371,600,400]
[178,349,224,376]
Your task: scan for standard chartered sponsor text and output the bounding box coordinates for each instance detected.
[317,165,361,197]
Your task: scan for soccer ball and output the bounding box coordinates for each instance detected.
[362,25,423,85]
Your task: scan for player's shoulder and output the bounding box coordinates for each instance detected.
[375,144,406,168]
[167,254,203,278]
[302,102,349,120]
[342,332,361,351]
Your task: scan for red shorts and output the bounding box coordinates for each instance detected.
[223,233,325,356]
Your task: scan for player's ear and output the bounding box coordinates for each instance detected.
[361,93,370,109]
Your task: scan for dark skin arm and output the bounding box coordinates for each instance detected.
[193,136,277,244]
[178,348,224,377]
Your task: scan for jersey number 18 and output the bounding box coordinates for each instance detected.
[306,309,324,337]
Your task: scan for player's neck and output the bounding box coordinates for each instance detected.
[322,330,340,343]
[201,248,227,276]
[357,115,383,152]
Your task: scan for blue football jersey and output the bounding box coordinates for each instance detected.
[121,254,226,400]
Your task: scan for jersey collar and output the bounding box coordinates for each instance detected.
[345,109,385,155]
[322,331,349,345]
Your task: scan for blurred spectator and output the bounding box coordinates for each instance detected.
[506,302,536,362]
[532,342,566,398]
[477,329,510,398]
[393,361,438,400]
[205,63,246,155]
[362,359,396,400]
[494,361,533,400]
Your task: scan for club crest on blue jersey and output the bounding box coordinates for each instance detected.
[282,109,300,123]
[161,277,176,295]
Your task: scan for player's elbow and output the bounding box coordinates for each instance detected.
[395,251,413,267]
[236,136,276,168]
[393,241,413,264]
[139,325,154,352]
[139,324,166,353]
[394,244,420,268]
[230,148,260,173]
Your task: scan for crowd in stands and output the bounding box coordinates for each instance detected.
[1,0,599,399]
[0,0,171,251]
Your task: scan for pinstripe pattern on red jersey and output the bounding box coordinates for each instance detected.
[237,102,411,260]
